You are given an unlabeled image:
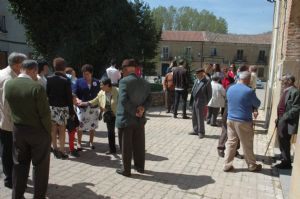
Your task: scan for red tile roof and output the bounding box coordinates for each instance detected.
[161,31,272,44]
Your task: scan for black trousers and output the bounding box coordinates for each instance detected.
[174,90,188,116]
[165,89,175,112]
[119,124,145,175]
[106,117,116,152]
[0,129,13,185]
[277,117,292,165]
[12,124,51,199]
[207,107,220,125]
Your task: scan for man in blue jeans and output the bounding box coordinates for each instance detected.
[172,59,190,119]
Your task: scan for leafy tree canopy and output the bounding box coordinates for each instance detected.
[152,6,228,34]
[8,0,161,76]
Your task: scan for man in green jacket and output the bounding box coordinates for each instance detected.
[5,60,51,199]
[115,59,151,177]
[275,74,300,169]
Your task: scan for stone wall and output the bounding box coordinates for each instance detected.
[150,92,165,106]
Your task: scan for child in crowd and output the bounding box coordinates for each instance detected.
[66,94,80,157]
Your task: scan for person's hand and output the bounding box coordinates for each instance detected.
[79,102,89,107]
[136,106,145,118]
[253,111,258,119]
[76,98,82,106]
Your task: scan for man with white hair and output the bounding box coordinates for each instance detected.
[0,52,27,189]
[223,71,262,172]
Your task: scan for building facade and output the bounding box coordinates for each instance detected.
[155,31,271,80]
[0,0,31,68]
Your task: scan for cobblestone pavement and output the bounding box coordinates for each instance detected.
[0,107,283,199]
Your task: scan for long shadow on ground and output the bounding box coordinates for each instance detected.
[131,170,215,190]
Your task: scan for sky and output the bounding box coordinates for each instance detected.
[144,0,274,35]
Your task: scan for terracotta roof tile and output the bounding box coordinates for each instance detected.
[161,31,272,44]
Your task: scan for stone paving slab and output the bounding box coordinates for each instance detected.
[0,107,283,199]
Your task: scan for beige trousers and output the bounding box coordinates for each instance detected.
[224,120,257,171]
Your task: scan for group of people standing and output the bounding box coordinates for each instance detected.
[0,52,151,198]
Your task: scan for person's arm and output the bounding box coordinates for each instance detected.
[282,89,300,121]
[251,90,261,109]
[35,86,51,134]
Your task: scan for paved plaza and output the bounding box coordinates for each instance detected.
[0,104,284,199]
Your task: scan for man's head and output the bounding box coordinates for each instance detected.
[239,71,251,85]
[285,74,296,87]
[121,59,137,77]
[53,57,66,72]
[249,65,257,73]
[20,60,38,81]
[37,58,49,75]
[8,52,27,75]
[195,68,205,80]
[178,59,185,66]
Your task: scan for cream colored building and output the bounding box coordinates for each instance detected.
[263,0,300,198]
[155,31,271,80]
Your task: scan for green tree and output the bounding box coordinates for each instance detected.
[8,0,161,76]
[152,6,228,33]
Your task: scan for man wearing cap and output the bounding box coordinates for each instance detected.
[115,58,151,177]
[5,60,51,198]
[189,68,212,139]
[275,74,300,169]
[224,71,261,172]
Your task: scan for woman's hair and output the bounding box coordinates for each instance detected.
[81,64,93,74]
[101,78,112,87]
[65,67,74,75]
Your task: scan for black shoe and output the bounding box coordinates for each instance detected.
[199,133,205,139]
[116,169,131,177]
[206,120,211,125]
[60,152,69,160]
[105,150,116,155]
[173,115,178,118]
[188,132,198,135]
[211,123,218,127]
[89,143,95,150]
[182,115,190,119]
[235,152,244,159]
[274,162,292,169]
[218,150,225,158]
[134,166,144,173]
[70,150,80,157]
[4,181,12,189]
[76,147,83,152]
[53,149,62,159]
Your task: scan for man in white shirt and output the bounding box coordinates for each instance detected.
[106,59,121,86]
[0,52,27,189]
[37,58,49,89]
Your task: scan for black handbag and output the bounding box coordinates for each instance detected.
[103,110,114,123]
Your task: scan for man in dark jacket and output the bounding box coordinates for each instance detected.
[275,75,300,169]
[190,68,212,139]
[115,59,151,177]
[172,59,189,119]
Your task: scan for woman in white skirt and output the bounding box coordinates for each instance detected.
[73,64,100,150]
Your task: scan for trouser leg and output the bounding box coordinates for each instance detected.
[121,127,133,175]
[207,107,213,123]
[31,133,51,199]
[0,129,13,186]
[118,129,123,152]
[174,91,180,115]
[235,121,257,170]
[133,125,145,170]
[12,129,30,199]
[68,130,75,152]
[277,118,292,165]
[211,107,219,125]
[106,117,116,152]
[182,90,188,116]
[224,120,239,170]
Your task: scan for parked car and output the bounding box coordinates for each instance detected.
[256,79,264,89]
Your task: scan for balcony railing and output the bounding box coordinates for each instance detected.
[233,56,247,63]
